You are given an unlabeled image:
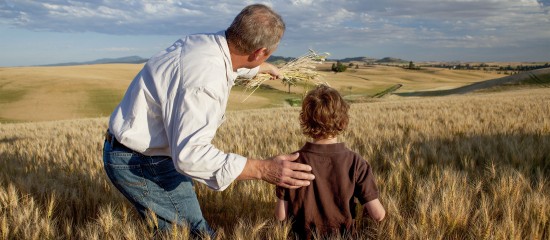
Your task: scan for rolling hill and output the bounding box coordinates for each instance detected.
[40,56,148,66]
[1,61,548,123]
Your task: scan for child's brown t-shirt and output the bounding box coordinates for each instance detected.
[276,142,379,239]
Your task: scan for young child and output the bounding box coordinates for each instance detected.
[275,84,385,239]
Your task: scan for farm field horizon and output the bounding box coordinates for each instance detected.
[0,61,538,123]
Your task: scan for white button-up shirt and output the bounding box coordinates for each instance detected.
[109,31,258,191]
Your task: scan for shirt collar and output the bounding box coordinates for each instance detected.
[300,142,347,153]
[215,30,239,81]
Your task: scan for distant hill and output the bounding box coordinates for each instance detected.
[267,55,296,66]
[396,67,550,96]
[46,55,294,67]
[267,55,296,62]
[41,56,148,66]
[376,57,408,63]
[323,56,406,63]
[334,57,378,62]
[41,55,409,67]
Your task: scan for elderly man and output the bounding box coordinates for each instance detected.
[103,3,314,237]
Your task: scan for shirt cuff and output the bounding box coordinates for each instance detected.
[212,153,248,191]
[236,66,260,79]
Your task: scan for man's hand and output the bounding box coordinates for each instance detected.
[261,153,315,188]
[258,62,282,79]
[239,153,315,189]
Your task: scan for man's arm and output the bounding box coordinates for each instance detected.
[237,153,315,188]
[258,62,282,79]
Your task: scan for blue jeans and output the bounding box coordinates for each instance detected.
[103,136,214,237]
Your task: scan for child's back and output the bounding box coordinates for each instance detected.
[276,142,379,239]
[275,85,385,239]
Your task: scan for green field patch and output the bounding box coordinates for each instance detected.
[83,88,124,117]
[285,98,302,107]
[0,89,27,104]
[231,85,302,109]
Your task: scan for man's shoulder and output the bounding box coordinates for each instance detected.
[148,31,225,63]
[145,32,228,86]
[183,31,226,52]
[185,31,225,42]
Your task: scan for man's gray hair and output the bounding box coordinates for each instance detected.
[226,4,285,54]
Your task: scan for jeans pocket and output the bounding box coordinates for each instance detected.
[105,155,149,205]
[150,157,194,192]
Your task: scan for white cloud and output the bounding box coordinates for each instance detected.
[290,0,314,6]
[0,0,548,61]
[0,0,229,34]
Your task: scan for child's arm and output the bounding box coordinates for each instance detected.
[275,198,288,221]
[364,198,385,221]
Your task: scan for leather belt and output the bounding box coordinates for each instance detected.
[105,129,123,148]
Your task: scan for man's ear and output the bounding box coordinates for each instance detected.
[253,48,269,60]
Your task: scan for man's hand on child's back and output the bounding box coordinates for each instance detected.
[239,153,315,188]
[264,153,315,188]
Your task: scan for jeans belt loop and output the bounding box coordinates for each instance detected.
[105,129,114,145]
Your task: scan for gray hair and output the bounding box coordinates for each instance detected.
[226,4,285,54]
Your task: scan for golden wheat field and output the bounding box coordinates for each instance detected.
[0,63,504,122]
[0,85,549,239]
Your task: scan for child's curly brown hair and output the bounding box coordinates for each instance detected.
[300,84,349,140]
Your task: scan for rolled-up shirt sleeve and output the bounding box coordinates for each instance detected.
[167,86,247,191]
[237,67,259,79]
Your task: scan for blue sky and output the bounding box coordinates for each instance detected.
[1,0,549,66]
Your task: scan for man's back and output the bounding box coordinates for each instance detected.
[109,32,231,156]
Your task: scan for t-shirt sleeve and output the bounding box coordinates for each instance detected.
[354,156,380,204]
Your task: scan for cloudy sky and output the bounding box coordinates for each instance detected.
[1,0,549,66]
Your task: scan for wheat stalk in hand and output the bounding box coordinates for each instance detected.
[237,49,329,102]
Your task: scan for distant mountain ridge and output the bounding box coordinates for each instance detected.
[326,56,408,63]
[41,56,148,66]
[269,55,408,64]
[267,55,296,62]
[41,55,407,67]
[329,57,375,62]
[376,57,408,63]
